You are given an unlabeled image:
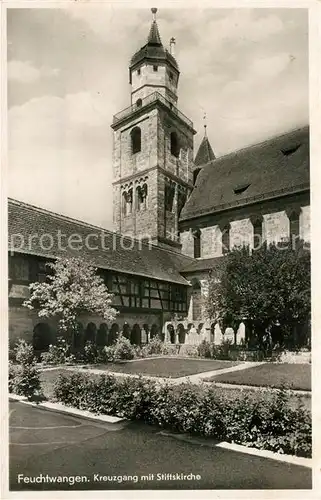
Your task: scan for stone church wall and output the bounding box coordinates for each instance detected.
[201,225,222,258]
[263,210,289,244]
[180,201,310,259]
[180,230,194,257]
[230,218,253,250]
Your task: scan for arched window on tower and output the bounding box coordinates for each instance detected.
[170,131,179,158]
[165,181,175,212]
[122,189,133,216]
[122,192,127,216]
[136,98,142,108]
[177,187,187,217]
[192,229,201,258]
[136,183,148,211]
[131,127,141,154]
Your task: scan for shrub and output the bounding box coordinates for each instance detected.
[15,339,35,365]
[196,340,267,361]
[150,382,203,433]
[41,337,75,365]
[53,372,311,457]
[182,345,199,358]
[72,335,136,364]
[112,334,135,360]
[8,361,17,393]
[141,336,163,356]
[197,340,212,358]
[109,376,158,421]
[9,347,16,362]
[161,343,179,356]
[102,345,117,362]
[10,339,43,400]
[80,341,109,364]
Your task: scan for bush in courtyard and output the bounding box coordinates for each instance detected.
[101,345,117,362]
[80,341,109,364]
[41,337,75,365]
[8,361,17,393]
[196,340,268,361]
[10,339,43,400]
[161,342,179,356]
[150,382,204,433]
[140,336,164,356]
[112,334,135,360]
[109,376,158,421]
[53,371,311,457]
[182,345,199,358]
[9,346,16,362]
[197,340,212,358]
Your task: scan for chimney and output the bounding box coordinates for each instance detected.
[170,37,176,56]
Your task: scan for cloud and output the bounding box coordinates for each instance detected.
[8,60,59,83]
[249,52,291,78]
[8,93,114,228]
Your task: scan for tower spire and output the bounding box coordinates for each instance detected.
[194,114,215,166]
[148,8,162,45]
[151,7,157,21]
[203,112,207,137]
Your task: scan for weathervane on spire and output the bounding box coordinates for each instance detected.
[151,8,157,21]
[203,112,207,137]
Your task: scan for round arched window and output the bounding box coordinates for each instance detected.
[170,131,179,158]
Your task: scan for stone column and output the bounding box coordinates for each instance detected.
[220,222,230,254]
[250,215,264,251]
[286,208,301,249]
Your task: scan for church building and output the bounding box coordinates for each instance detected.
[8,8,310,348]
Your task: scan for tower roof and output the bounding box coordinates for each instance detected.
[130,9,179,71]
[147,19,162,45]
[194,135,216,166]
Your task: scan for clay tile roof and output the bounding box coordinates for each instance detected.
[8,199,194,286]
[180,126,309,222]
[180,256,225,274]
[194,135,216,166]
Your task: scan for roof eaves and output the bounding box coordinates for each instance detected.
[179,183,310,222]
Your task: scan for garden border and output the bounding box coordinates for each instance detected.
[9,394,312,469]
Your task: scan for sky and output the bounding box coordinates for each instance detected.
[7,6,309,230]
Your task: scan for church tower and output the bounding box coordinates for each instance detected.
[111,8,196,250]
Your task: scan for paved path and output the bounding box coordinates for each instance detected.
[175,361,264,383]
[9,401,311,491]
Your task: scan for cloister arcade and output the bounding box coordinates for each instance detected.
[32,318,246,351]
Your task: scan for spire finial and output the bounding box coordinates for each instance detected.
[151,8,157,21]
[170,37,176,55]
[203,112,207,137]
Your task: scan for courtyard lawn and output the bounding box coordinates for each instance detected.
[208,363,311,391]
[88,358,241,378]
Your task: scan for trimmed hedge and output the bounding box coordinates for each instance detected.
[53,372,311,458]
